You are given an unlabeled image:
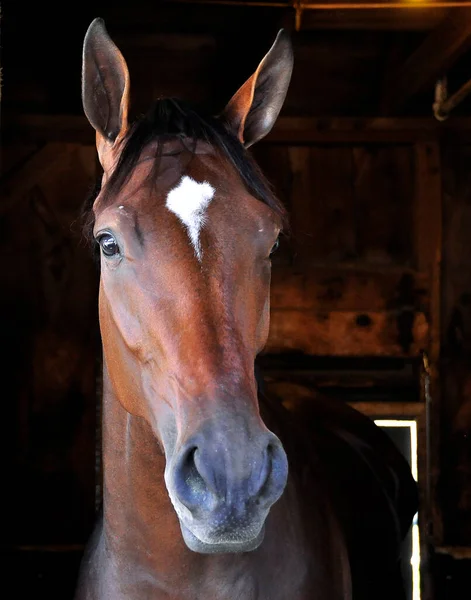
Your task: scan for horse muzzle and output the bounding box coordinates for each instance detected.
[179,519,266,554]
[164,422,288,554]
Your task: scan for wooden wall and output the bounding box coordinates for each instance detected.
[439,143,471,548]
[254,140,440,360]
[0,143,99,548]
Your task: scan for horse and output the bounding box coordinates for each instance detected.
[75,18,418,599]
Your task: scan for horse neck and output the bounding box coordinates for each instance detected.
[99,366,353,599]
[100,365,185,567]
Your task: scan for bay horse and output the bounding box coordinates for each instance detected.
[75,18,418,599]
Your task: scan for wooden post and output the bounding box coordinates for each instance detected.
[414,141,443,600]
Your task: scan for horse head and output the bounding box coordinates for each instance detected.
[82,18,293,554]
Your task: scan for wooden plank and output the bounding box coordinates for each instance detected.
[264,370,417,392]
[9,114,471,144]
[436,546,471,559]
[265,309,429,356]
[438,143,471,547]
[353,145,414,265]
[310,147,356,262]
[383,7,471,115]
[113,33,216,51]
[269,121,433,143]
[300,7,447,32]
[0,143,96,217]
[114,2,447,33]
[441,144,471,352]
[2,116,96,145]
[348,401,425,418]
[413,142,442,547]
[271,266,430,312]
[286,147,315,265]
[267,116,471,143]
[414,142,443,272]
[414,142,442,352]
[0,144,40,178]
[284,147,355,266]
[34,3,445,35]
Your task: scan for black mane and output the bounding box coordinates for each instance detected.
[82,98,287,247]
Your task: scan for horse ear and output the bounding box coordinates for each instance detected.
[82,18,130,162]
[221,30,293,148]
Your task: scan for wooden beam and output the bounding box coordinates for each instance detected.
[413,141,442,357]
[266,309,428,357]
[8,114,471,146]
[271,266,430,312]
[300,7,447,32]
[413,141,443,547]
[8,113,471,145]
[0,142,98,219]
[435,546,471,559]
[2,115,96,146]
[0,144,86,212]
[382,7,471,115]
[348,401,425,418]
[79,4,445,34]
[238,116,471,142]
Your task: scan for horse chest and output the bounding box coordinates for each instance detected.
[83,539,309,600]
[184,562,307,600]
[149,571,307,600]
[86,565,307,600]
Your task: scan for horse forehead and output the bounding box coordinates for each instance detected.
[165,175,216,261]
[166,176,215,222]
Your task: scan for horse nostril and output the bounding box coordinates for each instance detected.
[256,436,288,507]
[171,433,288,515]
[249,442,272,498]
[173,446,209,511]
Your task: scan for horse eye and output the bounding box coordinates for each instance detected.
[97,233,120,257]
[270,238,280,256]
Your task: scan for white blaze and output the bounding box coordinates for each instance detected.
[166,176,215,261]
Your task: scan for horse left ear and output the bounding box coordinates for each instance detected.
[82,18,130,167]
[221,30,293,148]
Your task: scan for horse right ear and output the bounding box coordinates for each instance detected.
[82,18,130,167]
[220,30,293,148]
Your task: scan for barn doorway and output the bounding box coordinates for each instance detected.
[375,419,420,600]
